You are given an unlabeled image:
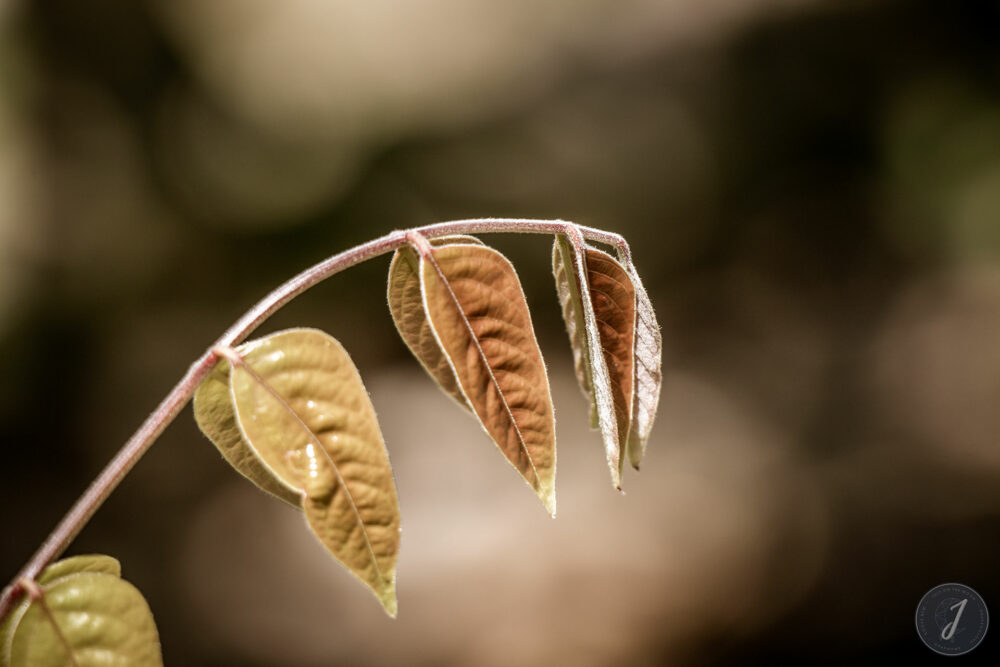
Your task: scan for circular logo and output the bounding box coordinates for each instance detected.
[916,583,989,656]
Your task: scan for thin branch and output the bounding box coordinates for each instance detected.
[0,218,630,621]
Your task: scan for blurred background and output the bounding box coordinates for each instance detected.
[2,0,999,664]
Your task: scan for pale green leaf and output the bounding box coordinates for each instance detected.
[193,361,302,506]
[3,557,162,667]
[2,556,123,665]
[387,235,484,411]
[419,243,557,515]
[0,595,27,665]
[36,555,121,585]
[226,328,401,616]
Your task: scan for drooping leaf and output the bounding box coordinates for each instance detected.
[553,235,636,487]
[622,260,662,469]
[193,362,302,506]
[225,328,401,616]
[418,242,557,515]
[585,247,637,476]
[1,555,162,667]
[552,236,597,425]
[387,235,485,411]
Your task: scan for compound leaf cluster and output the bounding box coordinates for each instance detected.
[1,225,662,667]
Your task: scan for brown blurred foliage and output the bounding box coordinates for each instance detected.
[2,0,999,664]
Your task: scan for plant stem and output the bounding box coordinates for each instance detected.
[0,218,628,621]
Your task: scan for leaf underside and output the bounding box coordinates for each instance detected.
[552,237,596,422]
[1,555,163,667]
[553,236,642,486]
[227,328,401,616]
[416,242,557,515]
[623,261,663,468]
[585,247,637,476]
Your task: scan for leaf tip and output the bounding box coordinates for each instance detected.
[541,489,557,518]
[380,583,399,618]
[607,463,622,493]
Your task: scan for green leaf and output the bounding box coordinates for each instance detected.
[387,235,485,412]
[225,328,401,616]
[36,555,121,585]
[418,242,557,515]
[2,556,162,667]
[193,360,303,506]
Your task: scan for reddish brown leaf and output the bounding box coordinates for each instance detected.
[419,242,557,515]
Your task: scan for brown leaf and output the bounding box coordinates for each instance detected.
[553,236,637,485]
[585,247,637,477]
[387,235,484,411]
[419,242,557,515]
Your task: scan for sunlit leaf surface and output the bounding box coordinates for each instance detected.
[419,243,557,515]
[227,328,401,616]
[1,555,162,667]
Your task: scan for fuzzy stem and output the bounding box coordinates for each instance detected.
[0,218,629,621]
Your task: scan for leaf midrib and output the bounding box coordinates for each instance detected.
[422,248,543,486]
[230,354,389,589]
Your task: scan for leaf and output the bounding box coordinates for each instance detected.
[553,235,636,487]
[552,236,597,425]
[585,248,637,476]
[225,328,401,616]
[193,362,303,507]
[36,555,121,584]
[2,556,162,667]
[1,556,126,666]
[622,260,662,469]
[418,242,557,515]
[387,235,485,411]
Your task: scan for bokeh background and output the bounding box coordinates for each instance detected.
[2,0,1000,664]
